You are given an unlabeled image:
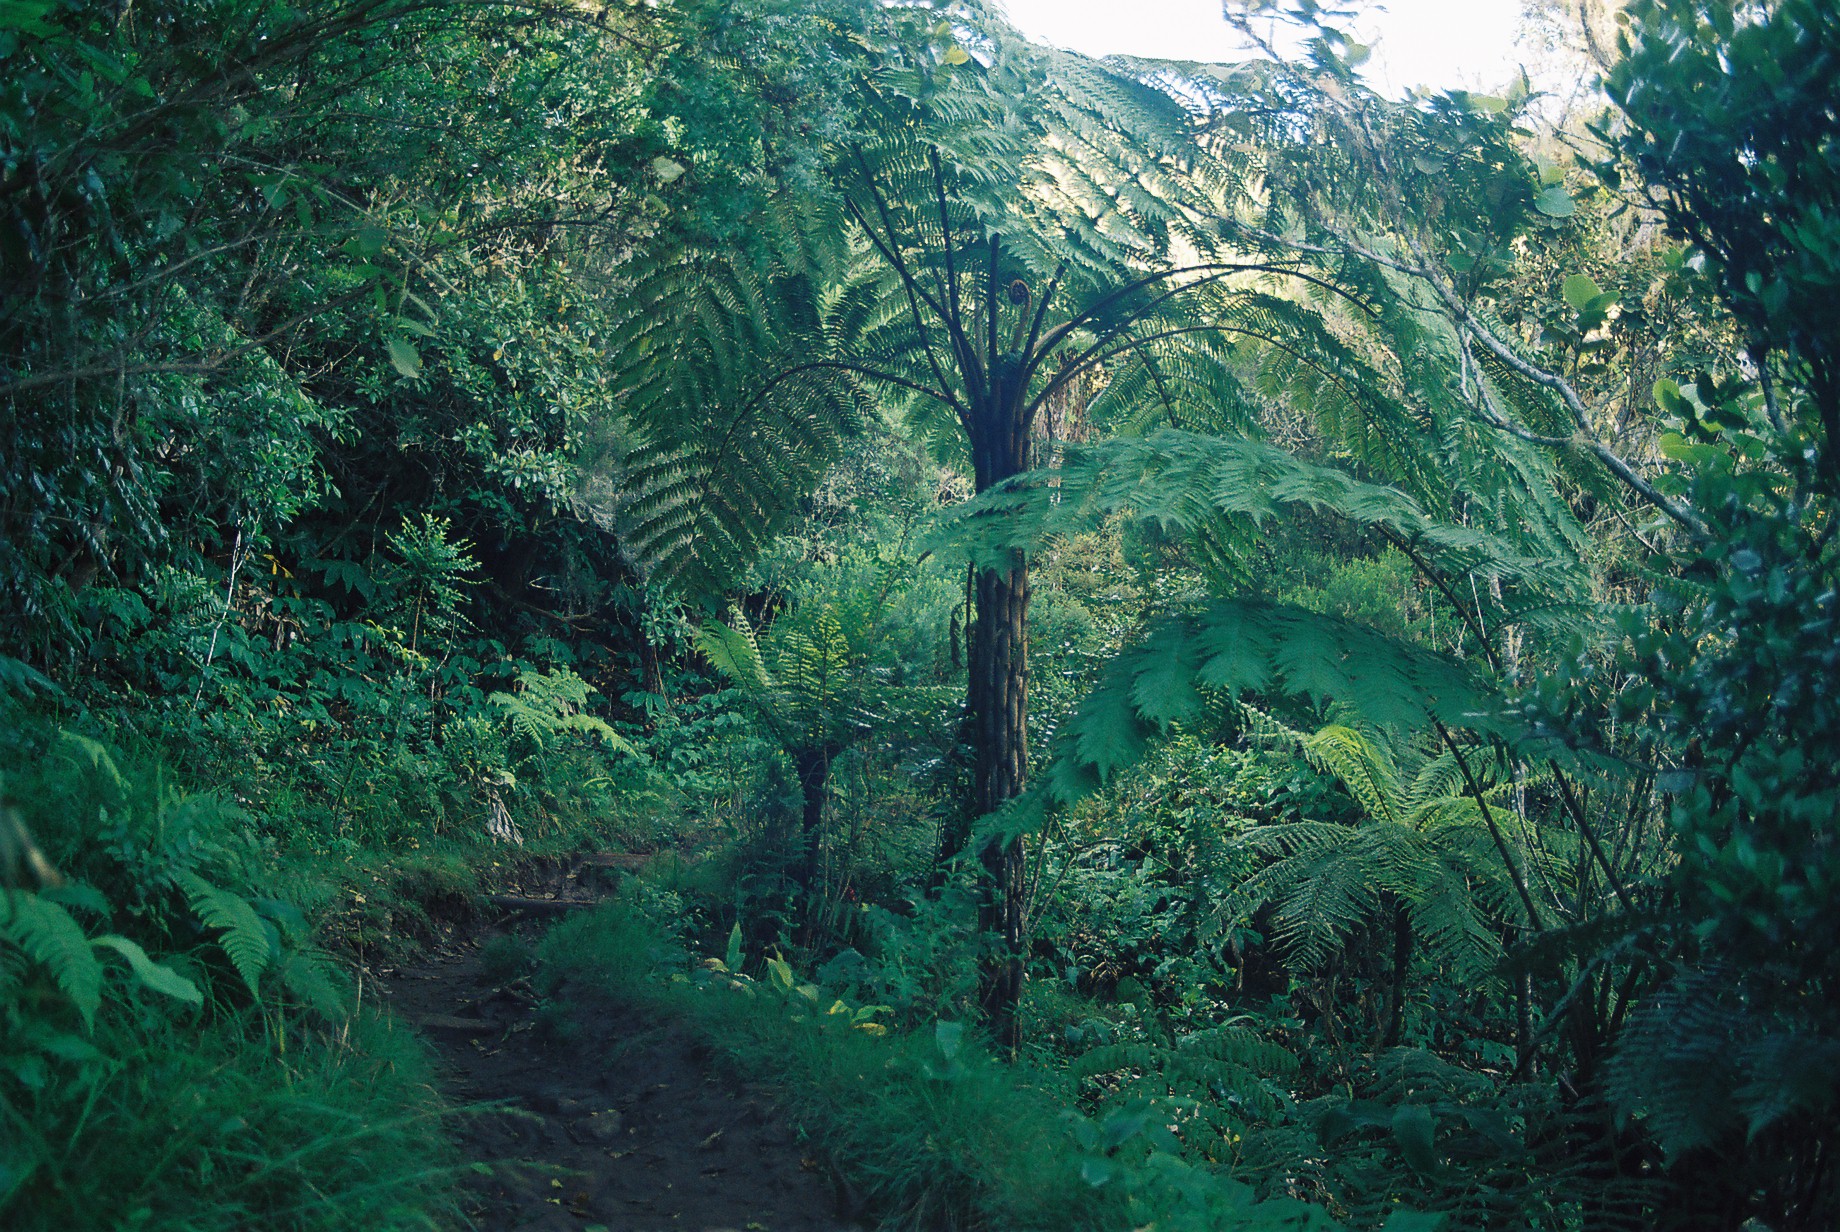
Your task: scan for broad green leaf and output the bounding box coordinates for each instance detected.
[1101,1107,1151,1150]
[650,157,686,183]
[723,922,743,973]
[386,337,422,379]
[1653,378,1687,415]
[943,46,970,65]
[1392,1104,1441,1175]
[935,1020,964,1062]
[352,224,388,259]
[1534,186,1576,218]
[1561,273,1603,312]
[1658,431,1697,461]
[0,654,60,698]
[91,936,203,1007]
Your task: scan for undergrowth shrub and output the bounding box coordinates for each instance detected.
[534,898,1343,1232]
[0,710,460,1231]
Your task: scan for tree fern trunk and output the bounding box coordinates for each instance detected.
[792,745,829,894]
[1388,902,1412,1046]
[971,555,1029,1050]
[966,387,1032,1054]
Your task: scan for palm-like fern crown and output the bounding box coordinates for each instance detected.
[1219,714,1565,984]
[694,555,951,752]
[609,1,1412,590]
[611,0,1598,612]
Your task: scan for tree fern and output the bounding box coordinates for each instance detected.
[1606,965,1840,1162]
[1228,715,1562,980]
[610,3,1396,597]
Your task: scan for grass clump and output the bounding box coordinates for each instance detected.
[1,1005,458,1232]
[477,933,535,985]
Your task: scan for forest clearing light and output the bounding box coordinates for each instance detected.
[1000,0,1533,96]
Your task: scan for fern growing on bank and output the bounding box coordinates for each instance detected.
[177,873,271,997]
[1070,1019,1303,1151]
[1,715,460,1230]
[0,892,202,1031]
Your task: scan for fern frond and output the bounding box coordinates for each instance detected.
[488,666,631,751]
[0,892,102,1028]
[694,618,772,696]
[1300,725,1403,825]
[179,873,271,996]
[934,430,1585,611]
[1073,1021,1300,1125]
[1047,596,1498,802]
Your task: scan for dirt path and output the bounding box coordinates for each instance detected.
[379,871,864,1232]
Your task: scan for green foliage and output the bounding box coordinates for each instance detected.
[378,515,478,657]
[0,893,101,1027]
[487,666,628,753]
[1046,596,1497,801]
[2,1003,458,1232]
[537,897,1341,1231]
[176,874,271,998]
[1222,720,1535,983]
[934,428,1587,630]
[1070,1020,1300,1130]
[1608,0,1840,455]
[1606,965,1840,1161]
[2,0,1837,1226]
[0,713,458,1230]
[0,893,202,1031]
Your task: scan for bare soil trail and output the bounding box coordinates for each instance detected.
[378,860,864,1232]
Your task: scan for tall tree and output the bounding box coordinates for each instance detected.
[615,1,1400,1047]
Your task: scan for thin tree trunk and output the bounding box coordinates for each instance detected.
[970,554,1029,1050]
[792,746,829,894]
[1388,902,1413,1046]
[964,382,1033,1053]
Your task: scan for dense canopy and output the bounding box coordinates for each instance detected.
[3,1,1837,1229]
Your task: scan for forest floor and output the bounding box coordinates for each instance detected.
[377,860,865,1232]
